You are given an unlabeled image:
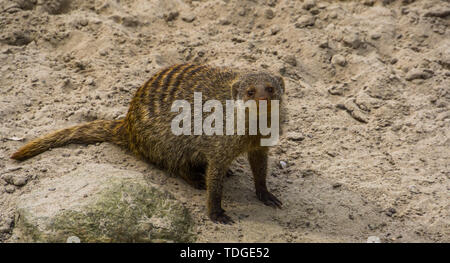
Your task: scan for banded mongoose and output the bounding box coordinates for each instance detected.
[11,63,285,224]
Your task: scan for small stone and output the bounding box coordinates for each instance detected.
[2,174,28,186]
[408,185,420,194]
[370,33,381,40]
[238,8,247,16]
[181,14,196,23]
[220,19,231,26]
[99,51,108,58]
[331,54,347,67]
[265,9,275,19]
[163,11,179,22]
[343,33,362,48]
[283,55,297,67]
[332,183,342,189]
[5,185,15,193]
[270,25,281,35]
[385,207,397,217]
[295,15,315,28]
[303,0,316,10]
[405,69,433,81]
[329,12,338,19]
[279,161,287,169]
[423,9,450,18]
[67,236,81,243]
[85,77,95,86]
[287,131,305,141]
[319,39,328,48]
[367,236,381,243]
[363,0,375,6]
[328,84,346,95]
[79,19,88,27]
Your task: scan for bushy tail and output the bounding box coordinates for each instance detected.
[10,119,127,161]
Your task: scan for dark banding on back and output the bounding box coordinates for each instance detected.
[145,66,175,114]
[159,64,191,104]
[161,64,186,92]
[169,64,199,98]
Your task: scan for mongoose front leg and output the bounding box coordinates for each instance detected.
[248,148,282,208]
[206,163,234,224]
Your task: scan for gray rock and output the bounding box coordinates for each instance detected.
[303,0,316,10]
[343,33,363,49]
[265,9,275,19]
[405,69,433,81]
[13,164,195,243]
[5,185,15,193]
[367,236,381,243]
[331,54,347,67]
[181,14,196,23]
[287,131,305,142]
[270,25,281,35]
[2,174,28,186]
[283,55,297,67]
[295,15,315,28]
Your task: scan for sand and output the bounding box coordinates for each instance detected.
[0,0,449,242]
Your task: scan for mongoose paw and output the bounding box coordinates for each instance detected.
[257,190,282,209]
[210,210,234,224]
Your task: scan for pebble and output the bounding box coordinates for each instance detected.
[303,0,316,10]
[405,69,433,81]
[332,183,342,189]
[181,14,196,23]
[67,236,81,243]
[279,161,287,169]
[283,55,297,67]
[343,33,362,48]
[331,54,347,67]
[367,236,381,243]
[295,15,315,28]
[408,185,420,194]
[265,9,275,19]
[287,131,305,141]
[5,185,15,193]
[385,208,397,217]
[370,33,381,40]
[163,11,179,22]
[2,174,28,186]
[270,25,281,35]
[319,39,328,48]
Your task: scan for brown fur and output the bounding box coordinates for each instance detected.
[11,63,285,224]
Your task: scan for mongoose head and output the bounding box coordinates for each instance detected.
[231,72,285,102]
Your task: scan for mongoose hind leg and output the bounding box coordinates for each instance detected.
[248,148,282,208]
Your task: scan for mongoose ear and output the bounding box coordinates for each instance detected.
[275,76,285,94]
[231,80,240,99]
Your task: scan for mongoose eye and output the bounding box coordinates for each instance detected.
[247,89,255,96]
[266,86,274,93]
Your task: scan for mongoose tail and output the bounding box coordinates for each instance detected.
[10,119,126,161]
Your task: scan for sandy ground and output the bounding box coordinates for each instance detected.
[0,0,449,242]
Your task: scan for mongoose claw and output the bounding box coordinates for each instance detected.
[210,211,235,224]
[257,190,282,209]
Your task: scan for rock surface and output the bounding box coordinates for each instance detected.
[13,164,195,243]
